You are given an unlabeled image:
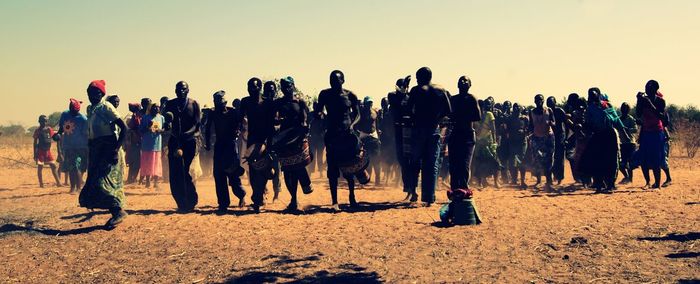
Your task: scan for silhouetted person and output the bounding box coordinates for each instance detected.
[406,67,451,206]
[448,76,481,190]
[205,91,246,214]
[317,70,362,211]
[547,96,566,185]
[618,102,638,184]
[528,94,555,191]
[309,100,326,176]
[387,77,418,200]
[240,77,276,212]
[262,81,282,201]
[163,81,201,212]
[273,77,314,212]
[636,80,666,189]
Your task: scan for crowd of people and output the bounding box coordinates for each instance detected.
[32,67,672,228]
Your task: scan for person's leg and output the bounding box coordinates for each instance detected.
[37,165,44,188]
[662,167,672,187]
[213,169,230,210]
[652,167,661,188]
[420,132,440,205]
[346,174,357,206]
[272,158,281,200]
[283,170,299,209]
[448,141,465,189]
[298,168,313,194]
[48,163,61,187]
[641,166,651,187]
[227,171,246,207]
[181,140,198,210]
[328,162,340,209]
[168,143,187,209]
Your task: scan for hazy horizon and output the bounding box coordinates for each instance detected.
[2,0,698,126]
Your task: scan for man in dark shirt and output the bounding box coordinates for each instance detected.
[387,77,419,200]
[547,96,567,185]
[262,81,282,202]
[406,67,451,205]
[448,76,481,190]
[205,91,246,214]
[163,81,201,212]
[239,77,276,213]
[317,70,362,211]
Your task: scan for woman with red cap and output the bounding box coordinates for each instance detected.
[57,98,89,193]
[80,80,129,228]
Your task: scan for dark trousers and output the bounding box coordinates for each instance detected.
[448,131,476,190]
[394,126,418,193]
[213,145,246,209]
[168,139,198,211]
[248,164,268,206]
[552,135,566,181]
[283,168,312,202]
[409,127,441,203]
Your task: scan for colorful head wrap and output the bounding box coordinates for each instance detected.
[88,80,106,94]
[69,98,82,111]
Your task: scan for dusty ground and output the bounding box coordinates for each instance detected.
[0,143,698,283]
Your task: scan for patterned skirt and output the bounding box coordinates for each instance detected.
[79,136,126,210]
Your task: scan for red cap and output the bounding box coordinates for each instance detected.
[88,80,106,95]
[69,98,82,111]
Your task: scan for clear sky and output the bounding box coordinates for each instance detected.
[1,0,698,126]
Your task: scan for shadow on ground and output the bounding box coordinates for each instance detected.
[637,232,700,242]
[221,252,382,283]
[0,223,106,237]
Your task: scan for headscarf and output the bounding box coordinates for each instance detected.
[88,80,106,94]
[69,98,82,111]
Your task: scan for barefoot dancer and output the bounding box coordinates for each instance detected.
[317,70,363,211]
[163,81,201,212]
[635,80,666,189]
[205,91,246,213]
[387,77,418,201]
[240,78,276,213]
[406,67,452,206]
[547,96,567,185]
[57,99,88,193]
[448,76,481,191]
[80,80,128,228]
[528,94,555,191]
[33,115,61,188]
[273,77,314,212]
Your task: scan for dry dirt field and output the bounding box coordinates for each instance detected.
[0,142,698,283]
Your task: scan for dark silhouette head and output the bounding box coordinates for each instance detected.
[546,96,557,109]
[213,90,227,109]
[502,101,512,113]
[381,97,388,110]
[141,98,152,111]
[106,95,120,108]
[280,77,295,99]
[458,76,471,93]
[534,94,545,108]
[512,103,522,115]
[38,115,48,127]
[645,80,659,97]
[330,70,345,89]
[247,77,262,98]
[620,102,631,116]
[416,67,432,85]
[588,87,601,105]
[232,98,241,109]
[175,81,189,99]
[263,81,278,101]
